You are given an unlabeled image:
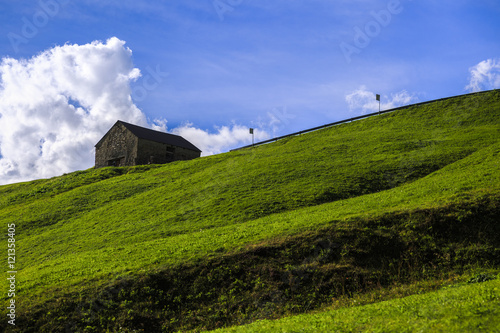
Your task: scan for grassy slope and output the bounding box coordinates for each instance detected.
[0,90,499,332]
[212,277,500,333]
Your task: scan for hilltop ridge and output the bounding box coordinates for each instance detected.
[233,89,498,151]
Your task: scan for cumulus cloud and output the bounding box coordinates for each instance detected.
[0,38,268,185]
[345,86,418,114]
[465,58,500,92]
[0,37,147,184]
[172,123,269,156]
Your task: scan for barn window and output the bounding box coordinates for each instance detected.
[107,158,123,167]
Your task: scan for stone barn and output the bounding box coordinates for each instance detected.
[95,120,201,168]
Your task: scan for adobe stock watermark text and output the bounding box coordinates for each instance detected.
[8,0,69,53]
[7,224,16,326]
[339,0,412,64]
[213,0,244,21]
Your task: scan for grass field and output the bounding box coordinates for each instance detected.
[1,90,499,332]
[211,276,500,332]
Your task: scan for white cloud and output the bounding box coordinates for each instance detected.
[0,37,147,185]
[345,86,418,114]
[172,123,269,156]
[465,58,500,92]
[0,38,269,185]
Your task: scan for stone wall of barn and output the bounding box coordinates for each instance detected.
[136,139,201,165]
[95,123,138,168]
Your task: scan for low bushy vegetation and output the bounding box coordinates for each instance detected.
[1,90,499,332]
[212,276,500,332]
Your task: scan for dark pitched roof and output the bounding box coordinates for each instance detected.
[96,120,201,152]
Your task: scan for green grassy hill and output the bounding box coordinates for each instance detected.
[211,277,500,332]
[1,90,500,332]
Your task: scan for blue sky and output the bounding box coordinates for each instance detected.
[0,0,499,183]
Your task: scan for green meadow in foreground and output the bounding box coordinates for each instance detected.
[212,276,500,333]
[0,90,499,332]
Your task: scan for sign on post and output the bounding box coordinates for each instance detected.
[249,128,254,146]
